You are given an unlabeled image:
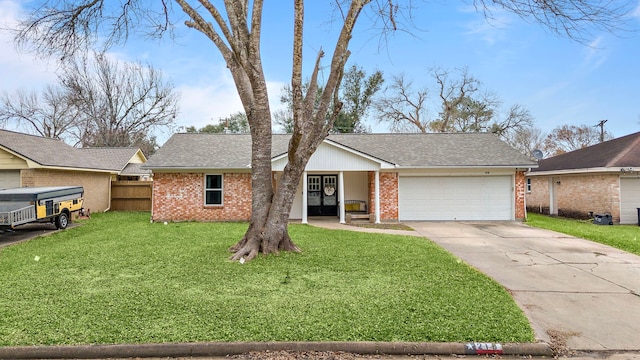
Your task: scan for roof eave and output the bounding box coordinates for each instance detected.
[396,164,538,169]
[527,166,634,176]
[143,166,252,172]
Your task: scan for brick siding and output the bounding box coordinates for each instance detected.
[152,172,252,222]
[526,173,621,222]
[515,171,526,220]
[21,169,111,212]
[368,171,399,221]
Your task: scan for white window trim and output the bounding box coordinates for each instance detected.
[204,174,224,206]
[526,178,532,193]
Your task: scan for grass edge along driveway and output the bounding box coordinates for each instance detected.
[526,213,640,256]
[0,212,533,346]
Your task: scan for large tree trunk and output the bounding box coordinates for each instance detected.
[229,141,306,261]
[229,0,364,261]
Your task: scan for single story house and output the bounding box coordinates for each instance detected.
[143,133,537,223]
[0,129,149,212]
[526,131,640,224]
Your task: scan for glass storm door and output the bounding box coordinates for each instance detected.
[307,175,338,216]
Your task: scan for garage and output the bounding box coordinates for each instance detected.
[620,177,640,224]
[0,170,20,189]
[399,176,514,221]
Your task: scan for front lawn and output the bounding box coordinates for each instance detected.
[0,212,533,346]
[526,213,640,256]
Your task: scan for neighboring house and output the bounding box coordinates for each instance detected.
[143,133,536,223]
[0,129,149,212]
[526,131,640,224]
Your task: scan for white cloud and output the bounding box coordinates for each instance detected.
[581,36,608,71]
[459,4,512,45]
[0,1,59,91]
[633,1,640,18]
[168,54,287,128]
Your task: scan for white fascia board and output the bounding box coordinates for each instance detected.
[527,167,625,176]
[270,140,396,169]
[147,167,252,173]
[25,160,116,174]
[395,165,532,170]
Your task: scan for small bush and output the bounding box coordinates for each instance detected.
[558,208,592,220]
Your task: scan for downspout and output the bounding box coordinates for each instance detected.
[524,169,530,221]
[339,171,345,224]
[302,171,308,224]
[374,171,381,224]
[104,173,112,212]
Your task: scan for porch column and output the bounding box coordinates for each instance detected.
[302,171,308,224]
[374,170,381,224]
[339,171,345,224]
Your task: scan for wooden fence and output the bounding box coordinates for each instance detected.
[111,181,152,211]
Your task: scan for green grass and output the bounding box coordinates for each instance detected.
[0,212,533,346]
[526,213,640,255]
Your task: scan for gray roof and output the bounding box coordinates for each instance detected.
[121,162,152,176]
[78,147,144,172]
[531,131,640,172]
[144,132,537,169]
[0,129,142,172]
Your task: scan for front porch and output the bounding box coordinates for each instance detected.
[286,170,386,224]
[272,140,399,224]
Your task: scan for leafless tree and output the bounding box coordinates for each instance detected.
[0,86,80,142]
[62,51,178,152]
[543,124,613,156]
[431,67,481,132]
[12,0,636,261]
[374,74,430,133]
[376,68,533,138]
[502,126,547,158]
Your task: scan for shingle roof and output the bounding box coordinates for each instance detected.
[0,129,142,172]
[78,147,143,171]
[120,162,151,175]
[532,131,640,172]
[144,132,536,169]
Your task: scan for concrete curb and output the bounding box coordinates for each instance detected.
[0,341,553,359]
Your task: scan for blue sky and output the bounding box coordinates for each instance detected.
[1,0,639,144]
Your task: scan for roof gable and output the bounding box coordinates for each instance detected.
[272,141,387,171]
[78,147,146,171]
[533,131,640,172]
[144,132,536,170]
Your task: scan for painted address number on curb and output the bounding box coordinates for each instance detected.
[465,342,503,355]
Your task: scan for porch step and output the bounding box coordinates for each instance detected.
[346,213,373,224]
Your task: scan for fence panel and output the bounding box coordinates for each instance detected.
[111,181,152,211]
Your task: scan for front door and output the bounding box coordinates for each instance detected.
[307,175,338,216]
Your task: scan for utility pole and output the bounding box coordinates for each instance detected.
[595,119,608,143]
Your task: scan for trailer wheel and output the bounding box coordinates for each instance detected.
[56,212,69,229]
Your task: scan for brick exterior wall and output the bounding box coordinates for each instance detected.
[152,172,252,222]
[526,173,621,222]
[368,171,399,221]
[515,171,526,220]
[21,169,111,212]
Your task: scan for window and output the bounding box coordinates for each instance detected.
[205,174,223,205]
[526,178,532,193]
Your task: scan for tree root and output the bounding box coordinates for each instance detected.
[228,227,301,261]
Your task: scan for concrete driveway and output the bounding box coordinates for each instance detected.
[0,222,68,248]
[410,221,640,352]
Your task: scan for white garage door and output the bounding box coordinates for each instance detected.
[620,178,640,224]
[399,176,513,221]
[0,170,20,189]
